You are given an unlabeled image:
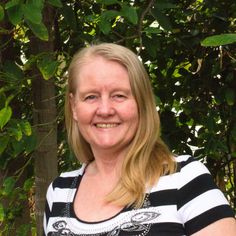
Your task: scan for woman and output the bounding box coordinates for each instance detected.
[43,43,236,235]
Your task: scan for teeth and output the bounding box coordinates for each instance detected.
[96,124,118,128]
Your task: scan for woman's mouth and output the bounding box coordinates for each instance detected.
[95,123,119,128]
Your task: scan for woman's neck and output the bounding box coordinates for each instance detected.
[88,148,127,177]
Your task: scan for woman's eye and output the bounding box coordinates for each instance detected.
[115,94,124,98]
[113,94,126,101]
[84,95,97,101]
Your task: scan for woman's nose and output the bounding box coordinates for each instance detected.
[96,98,115,116]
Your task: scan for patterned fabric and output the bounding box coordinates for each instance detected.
[43,155,234,236]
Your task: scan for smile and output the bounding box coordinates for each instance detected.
[95,123,119,128]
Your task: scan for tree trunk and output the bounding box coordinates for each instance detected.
[30,5,58,235]
[33,78,58,235]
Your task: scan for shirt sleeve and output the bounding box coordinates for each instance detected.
[176,156,234,235]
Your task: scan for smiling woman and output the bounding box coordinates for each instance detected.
[69,56,139,156]
[43,43,236,236]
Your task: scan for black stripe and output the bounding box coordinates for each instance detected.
[52,175,81,189]
[150,222,185,235]
[176,156,195,172]
[50,202,76,218]
[177,173,217,209]
[185,205,235,235]
[149,189,177,206]
[51,202,68,217]
[44,200,50,224]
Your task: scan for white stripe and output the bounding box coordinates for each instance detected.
[53,188,76,203]
[175,155,191,162]
[150,173,178,192]
[151,158,209,192]
[154,205,182,223]
[177,160,210,188]
[60,164,86,177]
[178,189,229,223]
[46,183,54,210]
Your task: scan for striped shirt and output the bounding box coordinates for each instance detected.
[43,155,234,235]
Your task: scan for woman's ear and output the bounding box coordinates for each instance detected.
[69,93,78,121]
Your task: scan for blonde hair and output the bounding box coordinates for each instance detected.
[65,43,176,208]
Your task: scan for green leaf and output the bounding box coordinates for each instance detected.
[28,0,44,8]
[16,224,31,236]
[0,106,12,129]
[0,92,6,109]
[231,125,236,143]
[8,126,23,141]
[232,152,236,158]
[99,11,119,34]
[201,34,236,46]
[2,177,16,196]
[99,19,111,35]
[205,116,216,132]
[6,95,15,107]
[97,0,119,5]
[26,19,48,41]
[0,203,5,221]
[23,54,38,71]
[5,0,20,9]
[144,27,162,34]
[225,88,235,106]
[0,136,9,155]
[24,134,37,154]
[47,0,62,7]
[61,4,77,31]
[3,60,24,82]
[20,121,32,136]
[37,55,59,80]
[23,178,34,192]
[151,8,172,31]
[6,3,23,25]
[155,2,177,10]
[0,5,4,21]
[231,125,236,138]
[143,36,158,58]
[84,14,99,23]
[11,138,24,156]
[101,10,119,21]
[155,95,162,106]
[121,5,138,25]
[23,3,42,24]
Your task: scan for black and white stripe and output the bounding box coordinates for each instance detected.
[43,155,234,236]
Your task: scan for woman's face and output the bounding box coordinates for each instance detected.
[70,56,139,154]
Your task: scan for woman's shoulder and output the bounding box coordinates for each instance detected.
[150,155,202,192]
[172,156,234,234]
[60,164,86,178]
[175,154,200,164]
[175,155,210,174]
[50,164,86,190]
[173,155,211,186]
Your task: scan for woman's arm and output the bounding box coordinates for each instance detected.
[191,217,236,236]
[176,156,235,235]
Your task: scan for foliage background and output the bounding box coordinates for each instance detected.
[0,0,236,235]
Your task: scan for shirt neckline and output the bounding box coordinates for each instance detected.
[70,163,129,225]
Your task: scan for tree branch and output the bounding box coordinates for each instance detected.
[137,0,155,53]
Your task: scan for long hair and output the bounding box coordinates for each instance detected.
[65,43,176,208]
